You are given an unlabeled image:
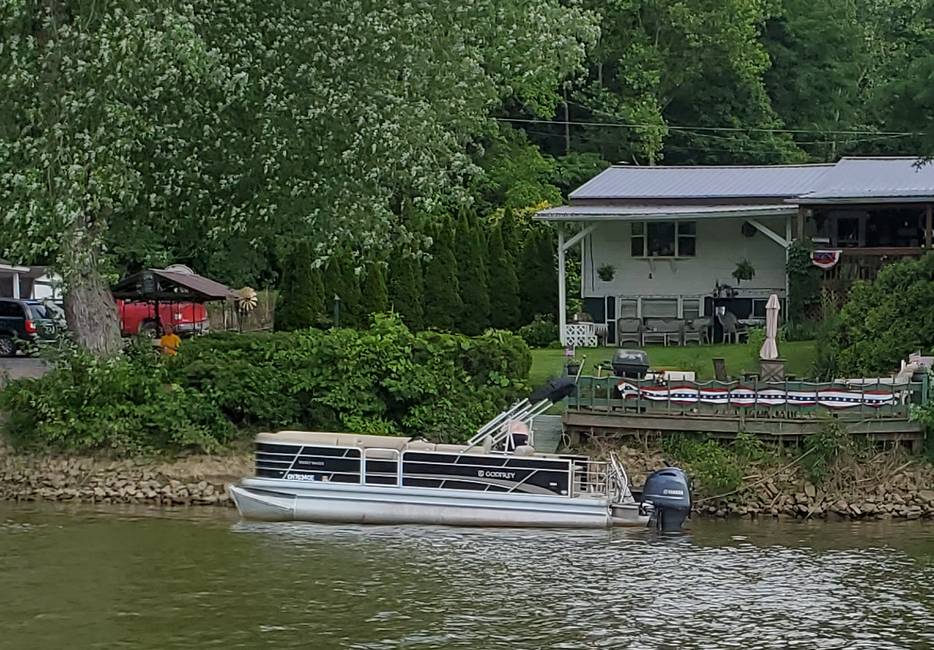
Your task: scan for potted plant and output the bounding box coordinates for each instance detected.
[566,356,582,376]
[732,259,756,285]
[597,264,616,282]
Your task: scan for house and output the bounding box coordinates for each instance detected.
[0,261,61,300]
[536,157,934,346]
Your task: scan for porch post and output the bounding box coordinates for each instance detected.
[558,227,567,346]
[785,213,792,300]
[926,204,932,249]
[796,207,806,241]
[11,272,20,299]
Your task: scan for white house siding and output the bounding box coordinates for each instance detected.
[581,216,787,315]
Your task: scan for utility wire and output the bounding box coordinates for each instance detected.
[495,116,919,138]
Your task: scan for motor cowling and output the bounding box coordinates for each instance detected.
[641,467,691,532]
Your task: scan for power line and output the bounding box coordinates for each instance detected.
[495,116,919,138]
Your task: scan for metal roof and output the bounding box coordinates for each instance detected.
[112,267,235,302]
[796,157,934,203]
[536,204,797,222]
[569,163,833,200]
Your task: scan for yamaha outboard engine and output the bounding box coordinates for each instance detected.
[641,467,692,532]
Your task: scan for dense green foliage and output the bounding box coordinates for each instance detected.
[827,253,934,376]
[276,242,327,331]
[786,241,822,323]
[487,220,521,330]
[1,316,532,453]
[519,227,558,320]
[662,435,746,494]
[518,315,560,349]
[388,254,425,332]
[454,214,491,335]
[360,264,389,319]
[0,347,234,454]
[423,224,463,330]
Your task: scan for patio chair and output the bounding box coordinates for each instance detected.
[616,317,643,347]
[716,310,747,344]
[683,317,711,345]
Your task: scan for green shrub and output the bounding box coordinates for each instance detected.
[801,419,857,484]
[1,315,531,453]
[662,434,744,494]
[0,351,233,454]
[518,314,559,348]
[171,313,530,442]
[831,253,934,376]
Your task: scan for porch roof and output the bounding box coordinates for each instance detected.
[796,157,934,204]
[534,203,797,223]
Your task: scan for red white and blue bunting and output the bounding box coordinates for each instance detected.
[616,382,896,409]
[810,249,842,270]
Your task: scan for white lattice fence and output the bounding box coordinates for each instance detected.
[565,322,598,348]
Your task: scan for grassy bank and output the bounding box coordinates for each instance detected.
[529,340,817,386]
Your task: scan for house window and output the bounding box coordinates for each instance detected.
[618,299,638,318]
[682,298,701,319]
[642,298,678,318]
[630,221,696,257]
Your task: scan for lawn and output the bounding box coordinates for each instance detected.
[528,340,817,386]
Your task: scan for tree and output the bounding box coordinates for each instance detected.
[519,226,557,322]
[454,213,490,335]
[488,220,521,330]
[389,254,425,331]
[275,242,326,331]
[423,223,462,330]
[360,263,389,320]
[0,0,597,355]
[325,256,361,328]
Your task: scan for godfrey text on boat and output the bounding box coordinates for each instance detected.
[228,379,692,530]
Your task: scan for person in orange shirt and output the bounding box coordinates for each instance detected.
[159,324,182,356]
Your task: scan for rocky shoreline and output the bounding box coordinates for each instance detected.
[0,451,251,508]
[2,445,934,521]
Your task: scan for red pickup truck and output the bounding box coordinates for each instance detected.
[116,300,209,337]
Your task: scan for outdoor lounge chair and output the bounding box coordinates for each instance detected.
[683,317,710,345]
[616,317,643,347]
[716,310,747,344]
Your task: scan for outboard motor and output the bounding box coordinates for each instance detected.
[641,467,692,532]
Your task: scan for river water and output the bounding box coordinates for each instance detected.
[1,503,932,649]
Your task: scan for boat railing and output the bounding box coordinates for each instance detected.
[574,459,610,497]
[607,453,632,504]
[465,396,555,453]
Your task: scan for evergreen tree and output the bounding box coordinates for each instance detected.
[360,263,389,319]
[275,241,326,331]
[325,254,362,327]
[454,212,490,335]
[488,220,521,330]
[389,253,425,331]
[423,221,462,330]
[519,226,557,323]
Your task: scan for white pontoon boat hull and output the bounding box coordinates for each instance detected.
[229,478,649,528]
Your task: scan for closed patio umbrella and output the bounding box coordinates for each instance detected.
[759,294,780,360]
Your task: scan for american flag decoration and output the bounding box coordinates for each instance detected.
[616,382,897,409]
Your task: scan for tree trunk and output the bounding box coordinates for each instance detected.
[63,226,123,357]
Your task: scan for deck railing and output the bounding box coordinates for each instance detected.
[568,375,928,420]
[822,247,923,292]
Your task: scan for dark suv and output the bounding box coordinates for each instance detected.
[0,298,65,356]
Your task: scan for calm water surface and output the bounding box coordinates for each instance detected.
[1,502,932,649]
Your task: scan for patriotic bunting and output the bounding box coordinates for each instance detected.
[616,382,896,409]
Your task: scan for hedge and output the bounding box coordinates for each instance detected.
[0,314,531,454]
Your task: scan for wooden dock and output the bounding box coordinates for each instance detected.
[563,375,928,451]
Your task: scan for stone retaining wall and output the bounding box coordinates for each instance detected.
[0,452,251,507]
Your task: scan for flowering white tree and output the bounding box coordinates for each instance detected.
[0,0,595,354]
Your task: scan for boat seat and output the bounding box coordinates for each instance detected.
[363,448,400,460]
[514,445,536,457]
[405,440,436,452]
[435,443,473,454]
[258,431,411,451]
